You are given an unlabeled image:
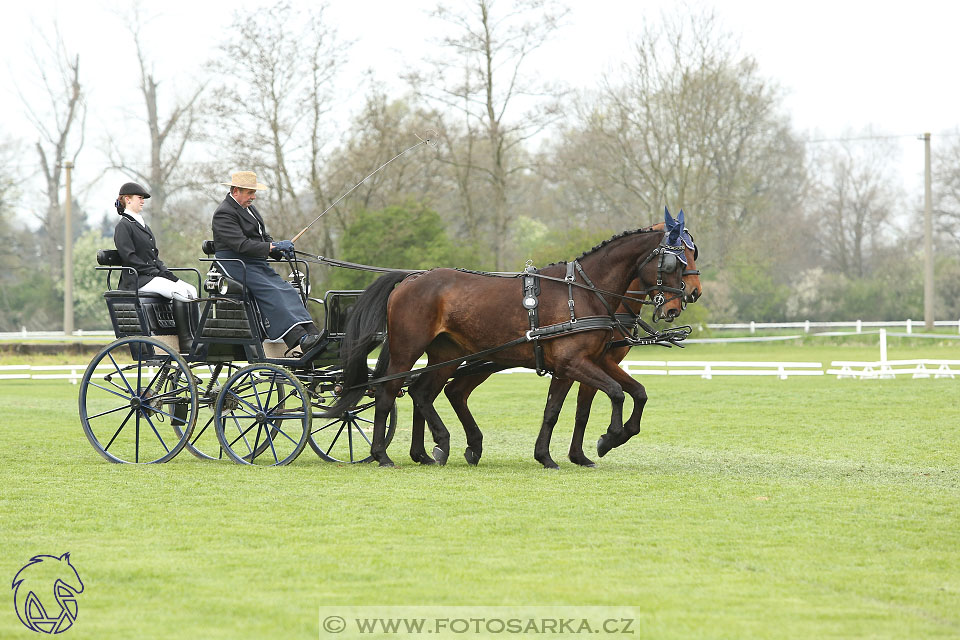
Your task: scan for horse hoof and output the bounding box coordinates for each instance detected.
[432,446,449,466]
[597,436,611,458]
[413,454,436,466]
[570,456,597,468]
[378,460,396,468]
[464,447,481,466]
[542,463,560,471]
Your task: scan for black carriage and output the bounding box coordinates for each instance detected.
[78,244,397,466]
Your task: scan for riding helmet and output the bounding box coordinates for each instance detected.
[118,182,151,199]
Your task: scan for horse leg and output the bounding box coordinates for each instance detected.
[569,383,599,467]
[371,378,405,467]
[534,376,576,469]
[408,367,457,466]
[443,372,493,466]
[409,406,435,465]
[601,359,648,442]
[557,358,626,459]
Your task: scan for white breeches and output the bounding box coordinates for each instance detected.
[140,277,198,302]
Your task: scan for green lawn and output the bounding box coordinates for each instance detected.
[1,340,958,638]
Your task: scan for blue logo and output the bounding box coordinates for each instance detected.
[11,553,84,634]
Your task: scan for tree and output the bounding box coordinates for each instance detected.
[545,9,807,269]
[315,89,447,259]
[807,133,902,278]
[18,24,87,277]
[408,0,569,269]
[206,0,345,240]
[328,203,458,290]
[106,3,205,218]
[932,130,960,252]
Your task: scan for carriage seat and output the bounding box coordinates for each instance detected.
[96,249,198,351]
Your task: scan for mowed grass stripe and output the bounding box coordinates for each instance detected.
[0,341,958,639]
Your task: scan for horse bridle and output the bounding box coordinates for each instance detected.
[629,234,687,319]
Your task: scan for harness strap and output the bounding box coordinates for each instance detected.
[565,261,577,323]
[357,316,621,389]
[522,265,547,375]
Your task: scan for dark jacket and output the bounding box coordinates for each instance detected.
[211,194,273,258]
[113,213,177,290]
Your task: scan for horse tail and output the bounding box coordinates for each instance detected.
[322,271,408,417]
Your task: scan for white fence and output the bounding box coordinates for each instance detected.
[3,328,958,383]
[707,319,960,334]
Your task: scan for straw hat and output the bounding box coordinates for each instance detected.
[220,171,269,191]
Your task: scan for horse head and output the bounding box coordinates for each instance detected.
[648,209,702,305]
[637,208,688,322]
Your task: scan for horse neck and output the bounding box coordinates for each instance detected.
[576,231,662,296]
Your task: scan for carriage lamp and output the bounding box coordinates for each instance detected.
[216,276,244,296]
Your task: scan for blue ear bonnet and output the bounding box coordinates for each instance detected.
[663,206,689,266]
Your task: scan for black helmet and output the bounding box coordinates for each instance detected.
[119,182,151,198]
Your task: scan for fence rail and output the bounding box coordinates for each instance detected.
[706,319,960,334]
[5,359,958,384]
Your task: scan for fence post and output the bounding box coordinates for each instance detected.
[804,320,810,333]
[880,328,887,362]
[856,319,862,333]
[906,318,912,334]
[749,321,755,334]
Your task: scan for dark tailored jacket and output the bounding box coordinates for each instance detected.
[211,194,273,258]
[113,213,177,290]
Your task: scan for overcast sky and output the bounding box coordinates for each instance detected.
[3,0,958,228]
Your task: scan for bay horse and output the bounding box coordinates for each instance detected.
[323,224,687,467]
[436,215,701,468]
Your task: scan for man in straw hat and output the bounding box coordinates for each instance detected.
[212,170,322,353]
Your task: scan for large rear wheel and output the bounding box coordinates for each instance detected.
[79,337,197,464]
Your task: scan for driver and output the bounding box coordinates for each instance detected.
[211,171,321,353]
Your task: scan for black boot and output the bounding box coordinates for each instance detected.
[172,299,197,354]
[283,324,308,349]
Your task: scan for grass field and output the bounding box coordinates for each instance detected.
[1,339,958,638]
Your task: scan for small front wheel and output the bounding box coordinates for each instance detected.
[214,364,311,466]
[307,376,397,463]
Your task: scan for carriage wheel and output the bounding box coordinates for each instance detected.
[307,376,397,464]
[173,363,242,461]
[214,364,311,466]
[79,336,198,464]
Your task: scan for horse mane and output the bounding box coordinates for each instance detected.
[542,226,661,269]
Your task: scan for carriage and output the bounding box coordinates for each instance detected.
[80,210,698,468]
[78,243,397,466]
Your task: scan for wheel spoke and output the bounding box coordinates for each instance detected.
[324,422,348,456]
[263,418,300,446]
[313,418,346,433]
[86,381,134,403]
[351,420,373,447]
[103,408,136,451]
[86,403,133,422]
[228,414,257,453]
[141,411,171,454]
[190,416,214,445]
[107,352,136,396]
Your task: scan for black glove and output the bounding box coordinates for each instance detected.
[271,240,295,259]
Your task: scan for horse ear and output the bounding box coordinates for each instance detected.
[60,552,71,562]
[677,209,685,228]
[664,206,675,227]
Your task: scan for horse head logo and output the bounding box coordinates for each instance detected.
[11,553,84,634]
